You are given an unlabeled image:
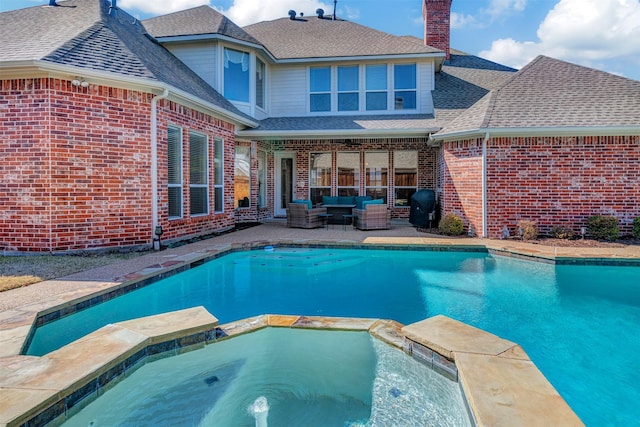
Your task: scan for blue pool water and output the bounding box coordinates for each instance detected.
[28,248,640,425]
[61,329,471,426]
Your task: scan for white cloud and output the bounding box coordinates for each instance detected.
[343,5,360,20]
[484,0,527,19]
[450,12,478,29]
[222,0,334,26]
[119,0,209,15]
[479,0,640,75]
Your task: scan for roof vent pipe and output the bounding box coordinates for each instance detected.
[288,10,296,19]
[109,0,117,16]
[49,0,59,6]
[316,8,325,18]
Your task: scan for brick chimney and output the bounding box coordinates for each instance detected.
[423,0,453,60]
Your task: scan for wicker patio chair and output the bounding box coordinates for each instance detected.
[353,203,391,230]
[286,203,328,229]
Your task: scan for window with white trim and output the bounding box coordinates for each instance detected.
[365,151,388,202]
[224,48,250,102]
[189,131,208,216]
[167,126,182,219]
[256,58,266,109]
[394,150,418,207]
[309,152,332,205]
[394,64,417,110]
[258,150,267,208]
[337,152,360,196]
[337,66,359,111]
[213,137,224,213]
[235,145,251,209]
[366,64,388,111]
[310,67,331,112]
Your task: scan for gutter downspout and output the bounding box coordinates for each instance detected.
[151,88,169,247]
[482,132,489,238]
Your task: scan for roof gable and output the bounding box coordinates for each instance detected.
[0,0,252,124]
[244,16,443,60]
[142,5,260,45]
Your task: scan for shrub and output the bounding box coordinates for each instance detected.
[517,220,538,241]
[633,217,640,239]
[439,214,464,236]
[549,226,576,240]
[587,215,620,241]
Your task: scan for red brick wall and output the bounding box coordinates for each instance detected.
[423,0,453,59]
[438,138,483,235]
[0,78,238,252]
[0,79,52,251]
[438,135,640,238]
[156,101,237,241]
[486,136,640,237]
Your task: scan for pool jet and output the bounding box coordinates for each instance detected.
[248,396,269,427]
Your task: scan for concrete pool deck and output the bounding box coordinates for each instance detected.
[1,219,638,426]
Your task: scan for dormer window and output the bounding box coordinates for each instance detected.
[224,47,250,102]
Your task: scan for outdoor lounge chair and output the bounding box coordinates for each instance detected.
[286,202,328,229]
[353,203,391,230]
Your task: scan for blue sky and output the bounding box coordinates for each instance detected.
[3,0,639,80]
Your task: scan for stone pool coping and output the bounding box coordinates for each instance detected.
[0,308,583,427]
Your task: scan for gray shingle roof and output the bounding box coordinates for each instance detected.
[244,16,443,60]
[436,55,640,137]
[433,49,516,127]
[142,6,260,45]
[254,114,437,131]
[237,114,439,139]
[0,0,252,124]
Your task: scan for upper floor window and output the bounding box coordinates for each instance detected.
[256,58,266,109]
[338,66,359,111]
[224,48,250,103]
[394,64,416,110]
[310,66,331,112]
[366,64,388,111]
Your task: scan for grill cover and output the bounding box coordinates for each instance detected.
[409,189,436,227]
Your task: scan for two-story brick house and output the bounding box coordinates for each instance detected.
[1,0,639,252]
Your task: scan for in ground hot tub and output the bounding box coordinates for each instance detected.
[60,328,471,426]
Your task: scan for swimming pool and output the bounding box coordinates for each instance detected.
[60,328,472,426]
[27,248,640,425]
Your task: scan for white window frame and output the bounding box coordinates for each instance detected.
[393,150,418,207]
[167,125,183,220]
[189,131,209,216]
[213,137,224,213]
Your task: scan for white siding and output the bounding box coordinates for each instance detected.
[269,65,308,117]
[418,60,435,114]
[165,41,219,91]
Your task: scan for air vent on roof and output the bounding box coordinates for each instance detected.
[48,0,59,6]
[288,10,296,19]
[316,8,324,18]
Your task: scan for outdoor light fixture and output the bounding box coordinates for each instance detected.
[71,77,89,88]
[153,225,164,250]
